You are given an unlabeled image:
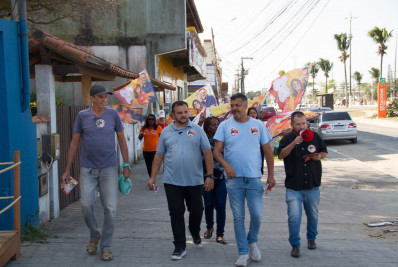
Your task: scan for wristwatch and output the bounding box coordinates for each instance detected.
[205,174,215,179]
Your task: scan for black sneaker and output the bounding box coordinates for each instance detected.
[291,246,300,258]
[192,236,202,248]
[308,240,317,249]
[171,248,186,260]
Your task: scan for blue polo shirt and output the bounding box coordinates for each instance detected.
[74,107,124,169]
[214,117,271,178]
[156,120,211,186]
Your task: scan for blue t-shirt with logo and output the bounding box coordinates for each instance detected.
[156,120,211,186]
[214,117,271,178]
[74,107,124,169]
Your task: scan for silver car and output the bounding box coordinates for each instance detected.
[309,111,357,143]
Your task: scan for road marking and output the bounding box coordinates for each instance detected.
[328,148,398,180]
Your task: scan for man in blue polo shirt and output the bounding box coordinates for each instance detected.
[213,93,275,267]
[148,101,214,261]
[61,84,131,262]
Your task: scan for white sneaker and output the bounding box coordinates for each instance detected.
[235,254,250,267]
[249,242,261,261]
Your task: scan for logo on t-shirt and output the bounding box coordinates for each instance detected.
[230,128,239,136]
[144,130,148,134]
[307,144,316,153]
[151,130,157,134]
[250,127,259,135]
[187,130,196,136]
[96,119,105,129]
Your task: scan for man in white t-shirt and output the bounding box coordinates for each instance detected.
[213,93,275,267]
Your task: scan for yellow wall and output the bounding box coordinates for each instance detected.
[158,54,185,104]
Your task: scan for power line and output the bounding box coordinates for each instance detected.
[245,0,330,89]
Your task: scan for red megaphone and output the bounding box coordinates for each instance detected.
[300,129,314,142]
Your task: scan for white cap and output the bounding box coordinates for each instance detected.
[158,110,165,118]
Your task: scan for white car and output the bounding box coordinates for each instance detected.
[309,111,357,143]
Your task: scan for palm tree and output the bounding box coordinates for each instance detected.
[334,33,350,106]
[318,58,333,94]
[310,62,319,101]
[368,27,393,78]
[353,71,363,102]
[369,67,380,102]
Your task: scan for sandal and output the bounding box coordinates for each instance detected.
[86,234,100,255]
[216,236,227,245]
[101,249,113,261]
[204,228,214,239]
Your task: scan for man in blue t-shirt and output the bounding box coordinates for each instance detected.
[147,101,214,261]
[61,84,131,262]
[213,93,275,267]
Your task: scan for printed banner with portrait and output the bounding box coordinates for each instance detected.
[268,64,311,113]
[112,69,157,124]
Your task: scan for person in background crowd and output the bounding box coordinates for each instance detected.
[61,84,131,262]
[202,116,228,245]
[157,110,170,129]
[139,114,163,177]
[278,111,328,258]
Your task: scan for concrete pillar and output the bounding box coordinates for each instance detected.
[35,65,60,221]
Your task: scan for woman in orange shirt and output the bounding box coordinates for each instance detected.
[138,114,163,177]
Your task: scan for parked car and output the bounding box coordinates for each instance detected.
[259,106,276,121]
[297,106,333,112]
[309,111,357,143]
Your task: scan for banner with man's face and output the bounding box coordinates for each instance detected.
[112,69,157,124]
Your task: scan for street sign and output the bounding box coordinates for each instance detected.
[379,77,386,82]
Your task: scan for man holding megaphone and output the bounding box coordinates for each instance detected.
[278,111,328,258]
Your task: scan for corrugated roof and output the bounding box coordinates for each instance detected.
[29,30,175,90]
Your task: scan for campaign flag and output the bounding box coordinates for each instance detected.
[112,69,157,124]
[266,110,319,138]
[248,94,266,112]
[185,84,218,118]
[114,69,157,107]
[110,104,146,124]
[269,64,311,113]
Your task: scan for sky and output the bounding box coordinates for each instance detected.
[195,0,398,93]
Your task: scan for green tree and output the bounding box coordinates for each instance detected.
[278,70,285,76]
[334,33,350,106]
[318,58,333,94]
[310,62,320,101]
[368,27,393,78]
[353,71,363,102]
[369,67,380,101]
[0,0,119,26]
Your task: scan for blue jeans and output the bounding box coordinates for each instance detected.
[203,179,227,237]
[80,166,118,251]
[226,177,263,255]
[286,187,320,247]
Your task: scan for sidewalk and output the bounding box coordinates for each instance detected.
[6,154,398,266]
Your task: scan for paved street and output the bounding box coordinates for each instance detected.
[6,117,398,267]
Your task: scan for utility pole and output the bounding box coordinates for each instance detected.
[394,35,397,99]
[211,28,221,101]
[235,68,240,94]
[345,13,357,106]
[240,57,253,94]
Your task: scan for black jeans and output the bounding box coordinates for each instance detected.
[164,183,204,250]
[143,151,156,177]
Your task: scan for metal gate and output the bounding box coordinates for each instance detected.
[56,106,87,210]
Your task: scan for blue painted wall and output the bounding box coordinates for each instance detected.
[0,19,39,230]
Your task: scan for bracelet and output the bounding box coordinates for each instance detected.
[122,163,131,171]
